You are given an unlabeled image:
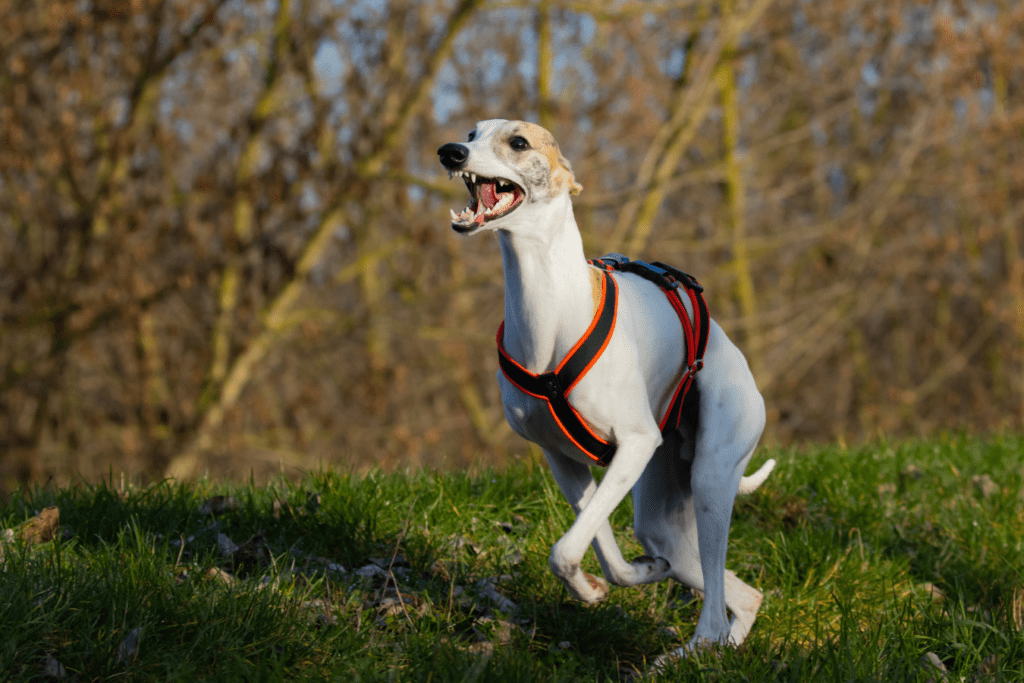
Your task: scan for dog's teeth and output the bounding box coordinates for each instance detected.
[470,173,476,184]
[494,193,513,212]
[450,208,459,221]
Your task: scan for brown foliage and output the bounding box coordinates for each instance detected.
[0,0,1021,485]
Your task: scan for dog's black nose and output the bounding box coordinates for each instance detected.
[438,143,469,170]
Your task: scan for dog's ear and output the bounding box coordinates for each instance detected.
[552,152,583,197]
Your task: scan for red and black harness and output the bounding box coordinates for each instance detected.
[496,253,710,467]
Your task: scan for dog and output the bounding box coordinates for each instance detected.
[437,119,775,659]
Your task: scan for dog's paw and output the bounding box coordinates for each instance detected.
[554,567,609,603]
[687,630,732,652]
[630,554,670,577]
[647,650,685,675]
[580,571,609,603]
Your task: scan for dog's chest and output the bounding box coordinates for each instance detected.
[500,386,553,443]
[497,371,607,464]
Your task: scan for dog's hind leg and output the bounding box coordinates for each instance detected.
[687,379,766,648]
[656,483,763,650]
[634,444,764,666]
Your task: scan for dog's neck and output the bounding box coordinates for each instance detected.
[498,193,600,373]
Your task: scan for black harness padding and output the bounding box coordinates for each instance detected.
[497,253,710,467]
[497,269,619,465]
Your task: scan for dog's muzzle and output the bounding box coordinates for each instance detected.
[439,141,526,231]
[438,143,468,170]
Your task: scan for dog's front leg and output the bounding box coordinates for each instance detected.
[543,450,610,602]
[546,434,666,603]
[545,450,670,600]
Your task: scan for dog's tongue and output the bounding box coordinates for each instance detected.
[478,181,499,209]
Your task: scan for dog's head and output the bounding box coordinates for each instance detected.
[437,119,582,234]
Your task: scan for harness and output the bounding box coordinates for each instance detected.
[496,253,710,467]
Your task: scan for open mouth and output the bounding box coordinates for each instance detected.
[448,170,525,232]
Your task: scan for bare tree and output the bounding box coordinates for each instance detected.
[0,0,1021,485]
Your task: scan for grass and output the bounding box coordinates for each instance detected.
[1,433,1023,681]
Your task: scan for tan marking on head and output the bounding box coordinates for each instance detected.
[495,121,583,197]
[550,149,583,197]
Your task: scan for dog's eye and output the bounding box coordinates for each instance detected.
[467,130,476,142]
[510,136,529,151]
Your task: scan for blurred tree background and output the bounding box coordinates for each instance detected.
[1,0,1021,486]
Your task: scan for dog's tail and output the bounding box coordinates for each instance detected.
[737,459,776,495]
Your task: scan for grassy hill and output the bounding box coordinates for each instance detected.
[1,434,1022,681]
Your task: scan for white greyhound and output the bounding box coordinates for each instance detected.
[437,119,774,659]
